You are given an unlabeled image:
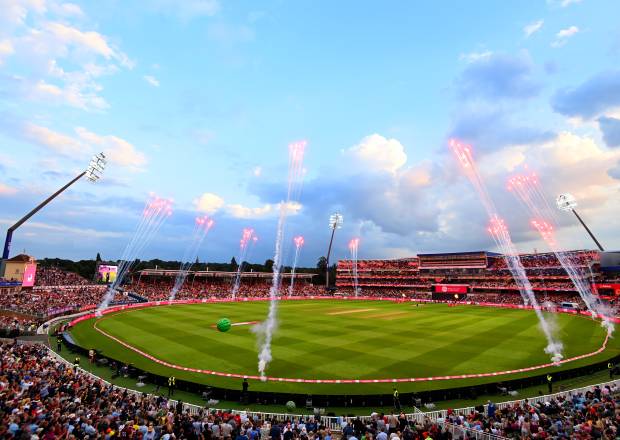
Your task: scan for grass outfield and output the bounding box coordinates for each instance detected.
[69,300,620,395]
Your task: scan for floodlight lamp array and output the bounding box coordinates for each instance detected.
[86,152,107,183]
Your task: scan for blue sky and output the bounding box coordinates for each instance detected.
[1,0,620,266]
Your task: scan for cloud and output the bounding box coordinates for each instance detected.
[456,51,541,101]
[9,121,146,171]
[149,0,220,19]
[524,20,544,38]
[193,192,301,219]
[143,75,160,87]
[75,127,146,170]
[0,183,18,196]
[551,26,579,48]
[22,122,83,155]
[29,77,110,110]
[598,116,620,148]
[194,192,225,213]
[343,134,407,173]
[449,107,555,152]
[44,22,115,59]
[50,2,84,17]
[225,201,301,219]
[253,134,441,238]
[0,39,15,64]
[609,161,620,180]
[0,5,132,111]
[252,166,262,177]
[0,0,47,29]
[0,218,123,239]
[551,70,620,118]
[459,50,493,64]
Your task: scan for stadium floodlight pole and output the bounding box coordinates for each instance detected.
[325,213,343,288]
[1,153,106,262]
[556,193,604,252]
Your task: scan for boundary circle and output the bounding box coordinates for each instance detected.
[71,297,614,384]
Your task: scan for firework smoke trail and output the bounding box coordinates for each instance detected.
[487,216,564,362]
[349,238,360,297]
[449,140,563,363]
[507,171,615,334]
[254,140,306,380]
[169,215,214,301]
[98,194,173,311]
[231,228,257,299]
[287,236,305,297]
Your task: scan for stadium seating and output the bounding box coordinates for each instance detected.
[2,340,618,439]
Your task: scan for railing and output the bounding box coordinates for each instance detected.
[436,421,508,440]
[418,378,620,421]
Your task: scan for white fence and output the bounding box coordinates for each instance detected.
[436,421,507,440]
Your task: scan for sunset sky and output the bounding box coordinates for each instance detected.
[1,0,619,266]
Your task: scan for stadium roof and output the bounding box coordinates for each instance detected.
[417,251,501,257]
[6,254,35,262]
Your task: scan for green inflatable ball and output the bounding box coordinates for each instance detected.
[285,401,296,412]
[217,318,231,332]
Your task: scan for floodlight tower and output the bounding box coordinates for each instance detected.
[325,213,343,288]
[556,193,604,252]
[1,153,106,267]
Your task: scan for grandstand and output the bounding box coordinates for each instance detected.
[130,269,319,301]
[336,250,619,307]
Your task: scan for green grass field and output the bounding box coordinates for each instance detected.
[70,300,620,395]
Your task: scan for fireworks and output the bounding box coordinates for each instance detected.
[507,167,614,334]
[288,235,305,297]
[531,219,556,247]
[99,194,174,311]
[450,140,564,363]
[169,214,215,301]
[294,235,305,248]
[232,228,258,300]
[348,238,360,297]
[255,140,307,380]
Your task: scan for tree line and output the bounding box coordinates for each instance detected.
[37,253,338,286]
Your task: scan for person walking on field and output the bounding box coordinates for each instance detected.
[546,374,552,394]
[168,376,176,397]
[393,387,401,412]
[242,378,249,404]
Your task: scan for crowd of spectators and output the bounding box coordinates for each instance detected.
[1,341,339,440]
[2,338,619,439]
[0,315,38,336]
[337,251,605,296]
[338,259,419,271]
[435,385,619,438]
[473,280,577,291]
[488,251,599,271]
[34,267,92,287]
[0,286,106,318]
[129,279,325,302]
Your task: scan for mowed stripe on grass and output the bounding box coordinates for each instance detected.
[326,308,376,315]
[81,300,616,394]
